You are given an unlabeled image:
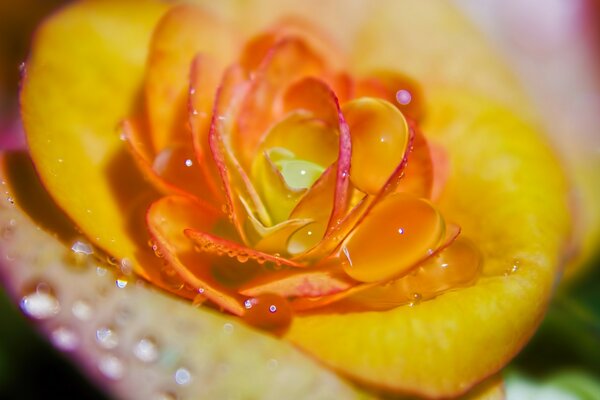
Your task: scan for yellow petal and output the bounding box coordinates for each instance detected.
[21,0,168,278]
[285,90,572,397]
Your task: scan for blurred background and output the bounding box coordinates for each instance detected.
[0,0,599,399]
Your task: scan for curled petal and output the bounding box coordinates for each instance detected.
[147,195,245,315]
[233,37,325,168]
[144,4,239,152]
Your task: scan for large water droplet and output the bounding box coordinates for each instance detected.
[242,293,292,334]
[133,337,159,363]
[160,266,185,291]
[96,326,119,349]
[20,283,60,320]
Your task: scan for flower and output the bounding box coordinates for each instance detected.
[2,0,577,398]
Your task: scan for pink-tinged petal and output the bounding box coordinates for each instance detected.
[208,65,271,242]
[188,55,228,206]
[233,38,325,168]
[239,265,357,298]
[147,195,245,316]
[122,118,216,202]
[144,4,239,153]
[184,228,305,269]
[283,77,352,232]
[355,72,425,121]
[394,121,434,198]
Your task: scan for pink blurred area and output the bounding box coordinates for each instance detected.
[454,0,600,154]
[0,0,69,150]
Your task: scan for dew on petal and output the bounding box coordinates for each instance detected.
[115,276,129,289]
[286,221,326,255]
[71,299,93,321]
[347,237,482,310]
[96,326,119,349]
[98,354,125,380]
[222,322,234,335]
[20,282,60,320]
[71,240,94,255]
[174,367,192,386]
[342,98,410,195]
[133,337,160,363]
[160,265,185,291]
[241,293,293,334]
[51,326,79,351]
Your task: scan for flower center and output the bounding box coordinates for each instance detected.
[134,23,482,333]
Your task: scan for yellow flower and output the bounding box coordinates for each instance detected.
[2,0,578,398]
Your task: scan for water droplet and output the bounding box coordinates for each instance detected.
[222,322,234,335]
[192,292,207,308]
[174,367,192,386]
[267,358,279,370]
[408,292,422,307]
[1,219,16,239]
[133,337,159,363]
[98,354,125,380]
[71,240,94,255]
[160,266,184,291]
[6,195,15,206]
[241,294,292,334]
[396,89,412,105]
[120,258,134,275]
[184,159,193,167]
[72,299,93,321]
[398,228,404,235]
[96,326,119,349]
[51,326,79,351]
[106,256,118,266]
[20,283,60,320]
[19,62,26,74]
[115,276,129,289]
[114,305,133,326]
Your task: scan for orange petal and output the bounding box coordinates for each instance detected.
[144,4,239,152]
[147,195,245,315]
[188,54,228,206]
[394,120,434,198]
[356,71,425,121]
[208,65,271,242]
[20,0,168,277]
[239,266,357,298]
[122,118,215,202]
[233,38,325,168]
[285,90,572,397]
[283,77,352,232]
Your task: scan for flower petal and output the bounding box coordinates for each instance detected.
[284,91,572,397]
[147,195,245,315]
[20,0,168,278]
[144,4,239,152]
